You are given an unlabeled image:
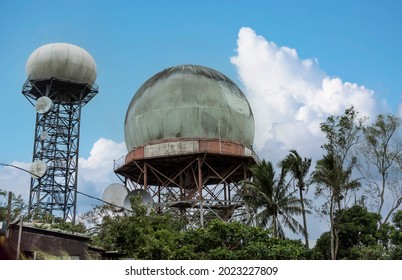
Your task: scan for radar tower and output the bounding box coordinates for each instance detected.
[115,65,257,227]
[22,43,98,222]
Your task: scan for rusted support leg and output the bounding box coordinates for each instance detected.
[198,156,204,227]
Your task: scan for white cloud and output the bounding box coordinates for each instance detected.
[0,161,31,203]
[78,138,126,188]
[230,27,385,242]
[230,27,378,163]
[77,138,127,211]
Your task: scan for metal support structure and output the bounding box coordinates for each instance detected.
[197,156,204,227]
[22,77,98,222]
[114,139,258,227]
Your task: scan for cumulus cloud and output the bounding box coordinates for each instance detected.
[77,138,126,211]
[78,138,126,188]
[230,27,378,162]
[0,161,31,202]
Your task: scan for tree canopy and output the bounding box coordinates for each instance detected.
[85,196,311,260]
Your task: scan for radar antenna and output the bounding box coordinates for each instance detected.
[29,160,47,178]
[35,96,53,114]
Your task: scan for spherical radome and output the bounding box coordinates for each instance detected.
[124,65,255,151]
[26,43,97,86]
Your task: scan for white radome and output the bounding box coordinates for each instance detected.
[26,43,97,86]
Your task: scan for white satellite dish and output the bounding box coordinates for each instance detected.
[40,131,49,141]
[29,160,47,178]
[35,96,53,114]
[102,183,129,209]
[123,189,154,214]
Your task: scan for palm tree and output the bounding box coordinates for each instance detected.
[280,149,312,249]
[240,159,307,238]
[311,152,360,259]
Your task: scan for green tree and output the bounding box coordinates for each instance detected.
[312,153,360,259]
[280,149,312,249]
[0,190,6,220]
[85,194,315,260]
[240,160,307,239]
[314,205,384,259]
[312,106,364,259]
[336,205,380,259]
[389,210,402,259]
[88,193,314,259]
[320,106,366,165]
[0,189,26,222]
[358,114,402,225]
[313,231,331,259]
[175,219,312,260]
[89,195,185,259]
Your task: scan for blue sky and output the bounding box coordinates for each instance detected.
[1,0,402,242]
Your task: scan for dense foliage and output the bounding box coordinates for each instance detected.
[86,197,311,260]
[0,189,26,221]
[314,206,402,259]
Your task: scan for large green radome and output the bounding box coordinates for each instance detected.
[124,65,255,151]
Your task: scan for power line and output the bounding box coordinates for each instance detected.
[0,162,38,178]
[1,161,130,214]
[75,189,128,211]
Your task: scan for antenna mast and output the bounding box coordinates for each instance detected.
[22,43,98,222]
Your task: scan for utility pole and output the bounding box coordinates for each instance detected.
[16,215,23,260]
[6,192,12,225]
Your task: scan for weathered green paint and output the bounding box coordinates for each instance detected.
[124,65,254,151]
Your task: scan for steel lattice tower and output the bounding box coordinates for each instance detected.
[114,139,257,227]
[22,43,98,222]
[22,78,98,222]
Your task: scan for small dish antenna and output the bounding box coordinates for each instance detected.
[123,189,154,214]
[35,96,53,114]
[40,131,49,141]
[102,183,129,209]
[29,160,47,178]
